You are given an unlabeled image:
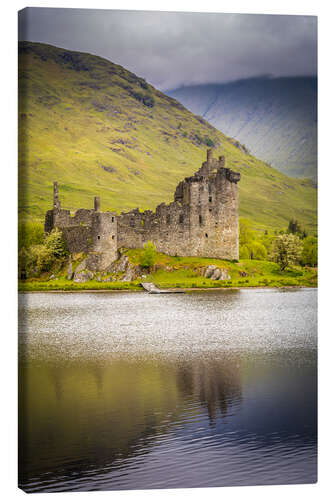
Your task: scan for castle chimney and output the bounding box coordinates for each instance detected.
[207,148,213,163]
[94,196,100,211]
[53,181,60,210]
[219,155,225,167]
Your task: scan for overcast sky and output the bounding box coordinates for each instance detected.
[18,8,317,91]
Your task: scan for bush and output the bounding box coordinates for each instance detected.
[18,228,67,278]
[251,241,268,260]
[18,220,44,250]
[18,244,54,277]
[139,241,156,268]
[239,218,255,247]
[45,228,68,258]
[270,234,303,271]
[238,219,267,260]
[130,89,155,107]
[205,137,215,147]
[239,245,250,259]
[301,236,318,267]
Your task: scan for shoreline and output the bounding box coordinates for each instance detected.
[18,285,317,293]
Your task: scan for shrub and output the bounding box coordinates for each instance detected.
[130,89,155,107]
[239,218,255,247]
[287,218,301,235]
[18,244,54,277]
[139,241,156,268]
[301,236,318,267]
[45,228,68,258]
[238,219,267,260]
[251,241,268,260]
[18,228,67,278]
[205,137,215,147]
[239,245,250,259]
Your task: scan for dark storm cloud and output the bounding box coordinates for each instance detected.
[18,8,317,90]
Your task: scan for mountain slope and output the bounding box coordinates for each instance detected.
[18,42,316,233]
[168,77,317,179]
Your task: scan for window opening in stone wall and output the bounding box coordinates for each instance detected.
[130,218,135,227]
[205,233,208,238]
[112,235,115,240]
[209,196,212,202]
[199,215,202,225]
[112,216,114,222]
[179,214,184,224]
[97,235,100,240]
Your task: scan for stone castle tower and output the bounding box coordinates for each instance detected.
[45,150,240,268]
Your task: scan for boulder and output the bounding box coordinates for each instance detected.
[67,261,73,280]
[75,259,87,274]
[211,268,222,280]
[204,265,217,278]
[122,268,133,282]
[219,269,231,280]
[73,270,94,283]
[108,254,129,273]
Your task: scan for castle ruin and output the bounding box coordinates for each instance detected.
[45,150,241,268]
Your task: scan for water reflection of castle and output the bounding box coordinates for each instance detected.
[19,356,242,491]
[177,358,242,423]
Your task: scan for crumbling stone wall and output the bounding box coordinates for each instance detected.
[45,150,240,268]
[45,188,118,267]
[117,149,240,260]
[61,225,92,254]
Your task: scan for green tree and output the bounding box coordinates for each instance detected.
[251,241,268,260]
[301,236,318,267]
[270,234,303,271]
[18,228,67,278]
[45,228,67,258]
[205,137,215,147]
[140,241,156,268]
[239,218,255,247]
[287,218,301,235]
[18,220,44,250]
[239,219,268,260]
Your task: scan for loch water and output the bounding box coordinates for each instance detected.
[18,288,317,492]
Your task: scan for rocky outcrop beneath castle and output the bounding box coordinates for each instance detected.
[106,254,146,281]
[71,253,147,283]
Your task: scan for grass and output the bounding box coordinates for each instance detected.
[18,250,317,291]
[18,279,141,292]
[18,42,317,234]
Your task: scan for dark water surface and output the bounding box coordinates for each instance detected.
[18,288,317,492]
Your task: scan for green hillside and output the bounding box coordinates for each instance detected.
[18,42,317,233]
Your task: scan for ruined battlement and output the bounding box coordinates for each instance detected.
[45,150,240,269]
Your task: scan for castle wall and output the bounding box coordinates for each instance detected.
[45,150,240,267]
[117,154,240,260]
[61,225,92,254]
[88,212,118,269]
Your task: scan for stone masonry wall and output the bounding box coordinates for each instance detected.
[45,150,240,267]
[117,150,240,260]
